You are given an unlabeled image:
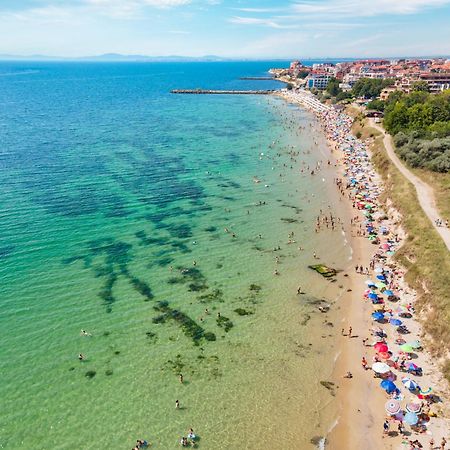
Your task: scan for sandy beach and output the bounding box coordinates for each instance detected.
[278,89,450,450]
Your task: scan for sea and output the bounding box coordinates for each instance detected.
[0,61,351,449]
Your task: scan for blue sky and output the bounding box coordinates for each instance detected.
[0,0,449,58]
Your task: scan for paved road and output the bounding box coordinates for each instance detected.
[369,119,450,252]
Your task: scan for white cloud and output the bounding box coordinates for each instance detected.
[229,16,297,29]
[292,0,450,17]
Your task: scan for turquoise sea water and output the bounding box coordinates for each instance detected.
[0,62,350,449]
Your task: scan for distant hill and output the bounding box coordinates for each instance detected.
[0,53,233,62]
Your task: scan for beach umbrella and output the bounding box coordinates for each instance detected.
[373,304,385,311]
[384,290,394,297]
[376,275,386,281]
[380,379,397,393]
[402,378,419,391]
[403,412,419,426]
[406,362,420,371]
[372,311,384,321]
[407,340,421,349]
[419,387,432,396]
[400,344,414,353]
[379,351,391,360]
[372,362,391,374]
[382,243,390,250]
[374,342,388,352]
[375,267,384,273]
[368,293,378,300]
[365,280,376,285]
[406,402,422,414]
[385,399,401,415]
[376,282,387,289]
[390,318,402,326]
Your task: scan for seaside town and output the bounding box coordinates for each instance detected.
[273,58,450,95]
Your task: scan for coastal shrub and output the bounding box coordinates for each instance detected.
[85,370,96,379]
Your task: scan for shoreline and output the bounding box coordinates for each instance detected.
[277,89,450,449]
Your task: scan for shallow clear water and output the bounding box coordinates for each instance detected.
[0,62,350,449]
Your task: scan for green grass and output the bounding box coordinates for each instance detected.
[352,116,450,382]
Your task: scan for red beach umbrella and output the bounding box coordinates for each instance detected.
[379,351,391,360]
[374,342,389,353]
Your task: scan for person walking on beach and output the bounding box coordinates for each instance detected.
[175,400,180,409]
[383,419,390,436]
[441,437,447,450]
[348,326,352,337]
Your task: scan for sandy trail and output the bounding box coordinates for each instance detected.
[369,120,450,252]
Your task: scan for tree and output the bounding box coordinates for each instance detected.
[411,80,430,92]
[326,77,341,97]
[297,70,310,79]
[352,78,395,99]
[367,99,385,111]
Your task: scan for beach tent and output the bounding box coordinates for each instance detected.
[380,380,397,393]
[372,362,391,374]
[385,400,401,415]
[403,412,419,426]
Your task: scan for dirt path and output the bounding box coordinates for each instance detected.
[369,120,450,252]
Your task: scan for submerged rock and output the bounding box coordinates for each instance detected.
[308,264,337,278]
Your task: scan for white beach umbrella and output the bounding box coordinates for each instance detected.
[372,362,391,374]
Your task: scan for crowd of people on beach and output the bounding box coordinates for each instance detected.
[285,89,449,449]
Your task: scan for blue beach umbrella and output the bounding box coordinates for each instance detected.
[390,318,402,326]
[376,275,386,281]
[380,380,397,393]
[384,290,394,297]
[372,311,384,321]
[404,412,419,426]
[402,377,419,391]
[368,293,378,300]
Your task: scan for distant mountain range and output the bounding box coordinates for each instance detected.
[0,53,239,62]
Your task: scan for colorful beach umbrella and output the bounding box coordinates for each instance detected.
[368,293,378,300]
[403,412,419,426]
[384,290,394,296]
[376,275,386,281]
[374,342,388,353]
[400,344,414,353]
[407,340,422,349]
[406,402,422,414]
[419,387,432,396]
[372,362,391,374]
[378,351,391,360]
[390,318,402,326]
[402,377,419,391]
[372,311,384,321]
[380,379,397,393]
[376,282,387,289]
[406,362,420,371]
[385,400,401,415]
